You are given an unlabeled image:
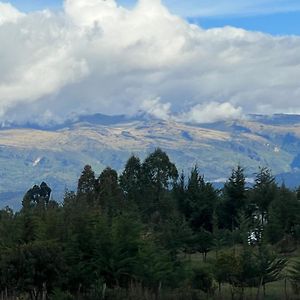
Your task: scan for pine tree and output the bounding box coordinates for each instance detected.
[183,167,218,232]
[77,165,96,194]
[220,165,247,230]
[251,167,277,226]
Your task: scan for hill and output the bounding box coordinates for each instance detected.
[1,113,300,208]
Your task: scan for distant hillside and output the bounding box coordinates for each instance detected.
[1,113,300,208]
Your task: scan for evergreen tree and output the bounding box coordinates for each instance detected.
[177,167,218,232]
[219,165,246,230]
[265,184,300,244]
[251,167,278,226]
[2,151,300,299]
[119,155,141,208]
[77,165,96,206]
[95,167,123,216]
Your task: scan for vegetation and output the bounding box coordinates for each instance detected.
[1,148,300,299]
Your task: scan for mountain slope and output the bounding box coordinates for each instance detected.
[1,114,300,208]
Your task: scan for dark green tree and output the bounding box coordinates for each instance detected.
[251,167,278,226]
[176,167,218,232]
[95,167,123,217]
[266,184,300,245]
[219,165,247,230]
[140,148,178,220]
[119,155,141,208]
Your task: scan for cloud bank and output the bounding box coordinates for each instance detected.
[0,0,300,124]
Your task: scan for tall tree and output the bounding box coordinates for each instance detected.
[180,167,218,232]
[142,148,178,191]
[77,165,96,206]
[140,148,178,219]
[265,184,300,244]
[251,167,277,226]
[119,155,141,208]
[219,165,246,230]
[95,167,123,216]
[22,182,52,212]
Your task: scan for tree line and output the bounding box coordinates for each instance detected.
[1,148,300,299]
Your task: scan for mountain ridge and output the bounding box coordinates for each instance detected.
[1,113,300,208]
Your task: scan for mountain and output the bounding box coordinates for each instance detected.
[1,113,300,208]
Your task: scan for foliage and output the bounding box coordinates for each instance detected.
[0,149,299,299]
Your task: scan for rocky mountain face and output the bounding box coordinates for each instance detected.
[1,113,300,208]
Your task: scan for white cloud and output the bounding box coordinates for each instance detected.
[0,2,23,25]
[0,0,300,124]
[178,102,243,123]
[141,98,171,120]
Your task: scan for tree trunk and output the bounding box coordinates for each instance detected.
[155,281,162,300]
[256,277,263,300]
[240,287,244,300]
[30,289,37,300]
[231,286,235,300]
[42,282,47,300]
[102,282,106,299]
[284,278,289,300]
[77,283,82,300]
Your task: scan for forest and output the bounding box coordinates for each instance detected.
[1,148,300,300]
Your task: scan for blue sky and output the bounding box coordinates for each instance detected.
[7,0,300,35]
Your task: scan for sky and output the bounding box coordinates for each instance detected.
[0,0,300,124]
[8,0,300,35]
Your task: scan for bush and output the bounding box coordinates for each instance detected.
[50,288,73,300]
[191,264,214,294]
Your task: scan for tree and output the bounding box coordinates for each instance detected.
[2,150,299,299]
[95,167,123,216]
[174,171,186,214]
[136,238,175,291]
[5,241,63,300]
[265,184,300,244]
[176,167,218,233]
[140,149,178,220]
[215,248,259,299]
[288,259,300,295]
[157,214,194,259]
[0,207,16,247]
[193,229,214,262]
[142,148,178,191]
[77,165,96,206]
[93,214,142,288]
[251,167,277,226]
[219,165,247,230]
[22,182,52,212]
[119,155,141,208]
[63,209,97,294]
[19,183,53,243]
[255,244,287,298]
